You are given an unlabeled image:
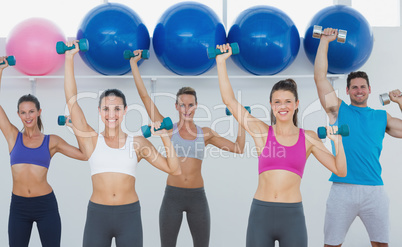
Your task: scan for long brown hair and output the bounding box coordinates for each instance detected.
[269,79,299,126]
[17,94,43,131]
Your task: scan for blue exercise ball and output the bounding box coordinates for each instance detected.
[152,2,226,75]
[77,3,150,75]
[228,6,300,75]
[303,5,373,74]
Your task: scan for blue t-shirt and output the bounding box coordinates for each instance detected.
[330,101,387,185]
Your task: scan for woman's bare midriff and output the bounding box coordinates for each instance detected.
[90,173,138,205]
[254,170,302,203]
[11,164,52,197]
[166,157,204,188]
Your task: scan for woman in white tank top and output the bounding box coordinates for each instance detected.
[63,41,181,247]
[130,50,246,247]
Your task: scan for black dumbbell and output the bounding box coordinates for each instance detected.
[58,115,71,126]
[123,50,150,60]
[312,25,347,43]
[0,56,16,66]
[141,117,173,138]
[207,43,240,59]
[56,39,89,54]
[226,106,251,116]
[317,124,349,139]
[379,92,402,106]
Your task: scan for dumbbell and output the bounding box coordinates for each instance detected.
[379,92,402,106]
[57,115,71,126]
[312,25,347,43]
[56,39,89,54]
[141,117,173,138]
[123,50,150,60]
[207,43,240,59]
[0,56,16,66]
[226,106,251,116]
[317,124,349,139]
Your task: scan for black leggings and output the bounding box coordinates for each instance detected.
[83,201,142,247]
[246,199,308,247]
[8,191,61,247]
[159,185,210,247]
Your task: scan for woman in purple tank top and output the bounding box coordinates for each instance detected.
[0,57,87,247]
[214,44,347,247]
[130,50,246,247]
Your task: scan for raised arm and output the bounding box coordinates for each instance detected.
[64,41,97,156]
[130,51,164,122]
[49,135,88,161]
[306,127,347,177]
[215,44,267,140]
[0,57,19,149]
[314,28,343,123]
[135,123,181,175]
[203,122,245,154]
[386,89,402,138]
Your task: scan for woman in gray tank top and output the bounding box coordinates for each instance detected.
[130,50,246,247]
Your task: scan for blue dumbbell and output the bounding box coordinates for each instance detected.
[0,56,16,66]
[58,115,72,126]
[317,124,349,139]
[226,106,251,116]
[56,39,89,54]
[141,117,173,138]
[123,50,150,60]
[207,43,240,59]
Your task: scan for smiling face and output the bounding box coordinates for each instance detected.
[98,95,127,129]
[270,90,299,124]
[347,77,371,106]
[175,94,197,121]
[18,101,41,129]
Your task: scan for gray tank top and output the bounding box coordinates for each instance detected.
[171,123,205,160]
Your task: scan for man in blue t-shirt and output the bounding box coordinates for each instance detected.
[314,27,402,247]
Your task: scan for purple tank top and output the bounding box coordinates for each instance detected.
[10,132,51,169]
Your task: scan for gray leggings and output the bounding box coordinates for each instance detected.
[83,201,142,247]
[159,185,210,247]
[246,199,307,247]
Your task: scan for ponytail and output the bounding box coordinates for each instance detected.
[269,79,298,126]
[17,94,43,131]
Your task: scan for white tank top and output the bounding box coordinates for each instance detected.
[88,134,138,177]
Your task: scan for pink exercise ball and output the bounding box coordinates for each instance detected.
[6,18,65,76]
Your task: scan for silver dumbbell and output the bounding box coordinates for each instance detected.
[379,92,402,106]
[312,25,347,43]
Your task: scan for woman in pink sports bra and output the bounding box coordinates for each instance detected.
[215,44,347,247]
[0,57,87,247]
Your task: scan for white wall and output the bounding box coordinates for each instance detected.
[0,14,402,247]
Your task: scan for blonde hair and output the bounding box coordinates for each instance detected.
[176,87,197,104]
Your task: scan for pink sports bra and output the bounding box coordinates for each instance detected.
[258,127,306,178]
